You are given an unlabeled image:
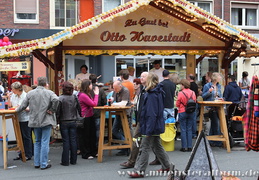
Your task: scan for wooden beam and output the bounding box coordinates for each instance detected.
[196,54,206,66]
[32,49,55,70]
[31,51,49,68]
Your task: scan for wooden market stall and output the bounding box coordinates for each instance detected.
[1,0,259,94]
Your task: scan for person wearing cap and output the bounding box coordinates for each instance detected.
[149,69,176,165]
[75,65,91,82]
[149,60,164,82]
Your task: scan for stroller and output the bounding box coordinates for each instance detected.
[226,102,246,148]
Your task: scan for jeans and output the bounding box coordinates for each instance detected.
[19,121,33,158]
[60,121,77,165]
[95,117,100,147]
[33,125,52,168]
[178,112,194,148]
[209,110,222,146]
[112,116,125,140]
[163,108,174,120]
[192,104,199,137]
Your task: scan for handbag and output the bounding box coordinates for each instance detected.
[76,116,85,128]
[74,94,86,128]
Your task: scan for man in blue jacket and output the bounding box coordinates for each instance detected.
[223,75,243,103]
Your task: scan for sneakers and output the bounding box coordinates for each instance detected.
[13,156,31,161]
[41,164,52,170]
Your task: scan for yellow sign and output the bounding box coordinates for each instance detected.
[0,62,29,71]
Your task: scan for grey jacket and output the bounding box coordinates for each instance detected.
[16,86,59,128]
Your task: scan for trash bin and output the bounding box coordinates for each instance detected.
[0,137,8,167]
[160,123,176,151]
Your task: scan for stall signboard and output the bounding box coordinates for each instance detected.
[0,62,29,71]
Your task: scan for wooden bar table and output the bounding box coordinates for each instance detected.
[197,101,232,152]
[94,106,132,163]
[0,109,26,169]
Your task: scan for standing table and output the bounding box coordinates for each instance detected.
[1,110,26,169]
[94,106,132,162]
[198,101,232,152]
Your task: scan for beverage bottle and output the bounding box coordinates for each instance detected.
[4,99,8,110]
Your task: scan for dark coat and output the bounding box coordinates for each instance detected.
[223,81,243,103]
[139,83,165,136]
[56,95,81,123]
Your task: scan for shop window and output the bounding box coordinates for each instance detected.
[50,0,78,29]
[103,0,124,12]
[0,55,33,92]
[14,0,39,24]
[115,55,187,79]
[231,3,259,28]
[116,58,134,76]
[188,1,212,13]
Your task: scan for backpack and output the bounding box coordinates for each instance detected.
[181,91,196,113]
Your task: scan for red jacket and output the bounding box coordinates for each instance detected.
[176,88,196,113]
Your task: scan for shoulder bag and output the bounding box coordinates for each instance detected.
[74,94,85,128]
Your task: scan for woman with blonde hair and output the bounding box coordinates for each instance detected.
[129,73,170,178]
[202,72,223,147]
[169,73,181,118]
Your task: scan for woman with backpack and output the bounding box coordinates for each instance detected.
[176,79,196,152]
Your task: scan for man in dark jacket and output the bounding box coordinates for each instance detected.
[187,74,199,138]
[160,69,176,120]
[223,75,243,103]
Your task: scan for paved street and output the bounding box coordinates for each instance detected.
[0,139,259,180]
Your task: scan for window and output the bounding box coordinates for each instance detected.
[188,1,212,13]
[103,0,124,12]
[14,0,39,24]
[50,0,78,29]
[231,3,259,28]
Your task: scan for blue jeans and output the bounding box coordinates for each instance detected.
[192,104,199,137]
[19,121,33,158]
[33,125,52,168]
[209,110,222,146]
[178,112,194,148]
[60,121,77,165]
[112,116,125,140]
[163,108,174,120]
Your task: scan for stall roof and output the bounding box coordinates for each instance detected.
[0,0,259,58]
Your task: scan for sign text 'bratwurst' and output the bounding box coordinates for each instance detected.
[100,31,191,42]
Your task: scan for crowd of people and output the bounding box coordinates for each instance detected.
[5,62,248,177]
